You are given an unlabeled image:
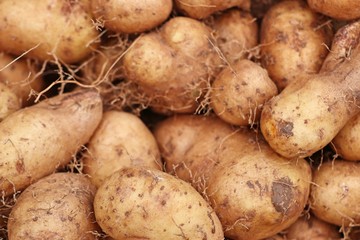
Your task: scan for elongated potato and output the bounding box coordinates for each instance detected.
[7,172,99,240]
[0,0,99,64]
[94,167,224,239]
[0,89,103,197]
[310,160,360,227]
[307,0,360,20]
[83,110,162,188]
[0,82,21,121]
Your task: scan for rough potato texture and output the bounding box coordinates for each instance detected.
[0,0,99,64]
[83,110,162,188]
[260,0,332,90]
[310,160,360,227]
[94,167,224,239]
[211,59,278,126]
[91,0,173,34]
[307,0,360,20]
[0,82,21,121]
[0,89,103,197]
[260,20,360,159]
[7,173,99,240]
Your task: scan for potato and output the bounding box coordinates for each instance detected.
[260,0,332,90]
[260,20,360,159]
[0,52,44,106]
[123,17,222,115]
[0,0,99,64]
[206,133,312,239]
[0,89,103,197]
[7,172,99,239]
[0,82,21,121]
[174,0,250,19]
[285,215,341,240]
[91,0,172,34]
[210,59,278,126]
[83,110,162,188]
[307,0,360,21]
[210,9,258,65]
[310,160,360,227]
[94,167,224,239]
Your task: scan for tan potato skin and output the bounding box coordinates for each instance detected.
[260,21,360,159]
[7,173,99,240]
[206,134,312,240]
[0,82,21,121]
[307,0,360,21]
[310,160,360,227]
[0,0,99,64]
[83,111,162,188]
[94,167,224,240]
[260,0,332,90]
[211,59,278,126]
[91,0,172,34]
[0,89,103,197]
[123,17,222,115]
[174,0,250,19]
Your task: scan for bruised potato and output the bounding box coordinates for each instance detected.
[94,167,224,239]
[83,111,162,188]
[7,173,99,240]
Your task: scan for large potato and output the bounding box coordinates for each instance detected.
[83,110,162,188]
[307,0,360,20]
[310,160,360,227]
[7,173,99,239]
[260,0,332,90]
[0,0,99,64]
[94,167,224,239]
[0,89,103,197]
[91,0,172,34]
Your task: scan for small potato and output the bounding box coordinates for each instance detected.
[310,160,360,227]
[94,167,224,239]
[91,0,173,34]
[210,59,278,126]
[0,82,21,121]
[83,110,162,188]
[7,173,99,240]
[260,0,333,90]
[0,0,99,64]
[0,89,103,197]
[307,0,360,21]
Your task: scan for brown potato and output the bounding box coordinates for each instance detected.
[94,167,224,239]
[260,0,332,90]
[307,0,360,21]
[7,172,99,239]
[0,82,21,121]
[91,0,173,34]
[210,59,278,126]
[310,160,360,227]
[0,89,103,197]
[83,110,162,188]
[0,0,99,64]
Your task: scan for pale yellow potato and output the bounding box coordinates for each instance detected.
[7,172,99,240]
[310,160,360,227]
[307,0,360,20]
[260,0,333,90]
[94,167,224,239]
[0,89,103,197]
[174,0,250,19]
[0,0,99,64]
[0,82,21,121]
[260,20,360,159]
[91,0,172,34]
[211,59,278,126]
[83,110,162,188]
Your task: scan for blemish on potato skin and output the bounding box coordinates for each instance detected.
[271,177,294,214]
[277,119,294,138]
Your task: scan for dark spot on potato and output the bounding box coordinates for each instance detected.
[125,211,131,217]
[318,128,325,140]
[161,200,166,206]
[160,186,165,190]
[32,216,38,221]
[271,177,294,214]
[277,120,294,137]
[16,160,25,174]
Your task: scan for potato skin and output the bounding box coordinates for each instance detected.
[0,89,103,196]
[310,160,360,227]
[94,167,224,240]
[83,111,162,188]
[307,0,360,20]
[7,173,99,240]
[0,82,21,121]
[0,0,99,63]
[260,0,332,90]
[91,0,172,34]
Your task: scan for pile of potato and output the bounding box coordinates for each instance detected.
[1,0,360,239]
